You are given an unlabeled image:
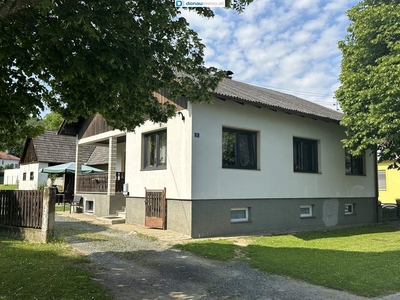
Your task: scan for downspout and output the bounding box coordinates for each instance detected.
[373,151,379,223]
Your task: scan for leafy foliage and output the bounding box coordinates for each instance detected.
[336,0,400,168]
[0,0,253,149]
[43,111,63,130]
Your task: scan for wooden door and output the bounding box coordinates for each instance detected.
[145,188,166,229]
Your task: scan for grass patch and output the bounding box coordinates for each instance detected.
[0,235,111,300]
[136,232,158,242]
[0,184,17,190]
[55,204,70,212]
[177,225,400,297]
[176,239,238,260]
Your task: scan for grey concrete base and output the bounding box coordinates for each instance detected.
[125,197,377,238]
[0,225,51,243]
[96,215,126,225]
[77,193,126,217]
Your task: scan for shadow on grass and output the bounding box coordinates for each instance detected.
[245,244,400,297]
[0,234,111,300]
[294,224,400,241]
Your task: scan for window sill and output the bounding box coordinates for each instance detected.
[300,216,316,219]
[223,167,260,171]
[294,171,321,174]
[345,213,356,216]
[231,220,252,224]
[345,174,366,176]
[141,167,167,171]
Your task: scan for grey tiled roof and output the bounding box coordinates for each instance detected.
[87,146,109,165]
[212,78,343,122]
[32,130,94,163]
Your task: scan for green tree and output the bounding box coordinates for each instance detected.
[336,0,400,167]
[43,111,63,130]
[0,0,253,150]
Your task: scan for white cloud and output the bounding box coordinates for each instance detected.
[181,0,359,108]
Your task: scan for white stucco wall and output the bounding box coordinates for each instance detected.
[3,168,20,185]
[125,110,192,199]
[116,142,126,172]
[18,162,49,190]
[191,100,376,199]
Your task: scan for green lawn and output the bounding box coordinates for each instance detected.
[176,225,400,297]
[0,235,111,300]
[0,184,17,190]
[55,203,70,212]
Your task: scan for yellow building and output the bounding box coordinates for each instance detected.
[378,161,400,203]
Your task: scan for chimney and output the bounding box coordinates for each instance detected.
[226,70,233,79]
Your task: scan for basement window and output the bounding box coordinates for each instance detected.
[300,205,313,218]
[231,207,249,223]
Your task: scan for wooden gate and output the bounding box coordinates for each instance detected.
[145,188,166,229]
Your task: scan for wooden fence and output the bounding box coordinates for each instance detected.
[0,190,43,228]
[0,188,55,243]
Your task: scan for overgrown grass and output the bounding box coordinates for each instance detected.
[0,184,17,190]
[177,225,400,297]
[0,235,111,300]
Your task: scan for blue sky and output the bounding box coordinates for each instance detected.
[182,0,359,110]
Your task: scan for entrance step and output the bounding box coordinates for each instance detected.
[97,215,126,225]
[116,210,126,217]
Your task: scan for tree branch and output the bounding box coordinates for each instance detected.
[0,0,35,19]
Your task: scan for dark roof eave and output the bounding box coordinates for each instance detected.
[211,93,342,124]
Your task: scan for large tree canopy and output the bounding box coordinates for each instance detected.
[336,0,400,167]
[0,0,252,149]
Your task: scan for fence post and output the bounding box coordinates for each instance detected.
[42,187,56,243]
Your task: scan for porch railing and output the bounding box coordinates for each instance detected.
[77,172,125,193]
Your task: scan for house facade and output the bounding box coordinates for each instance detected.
[378,161,400,203]
[19,130,97,190]
[58,115,126,216]
[0,151,19,169]
[62,78,378,238]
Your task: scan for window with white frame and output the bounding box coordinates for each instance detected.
[22,172,26,181]
[230,207,249,222]
[378,170,386,190]
[345,203,354,215]
[300,205,313,218]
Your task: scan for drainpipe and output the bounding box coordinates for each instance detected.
[373,151,379,223]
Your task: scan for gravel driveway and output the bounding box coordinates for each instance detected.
[55,215,399,300]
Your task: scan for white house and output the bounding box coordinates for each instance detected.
[18,130,101,190]
[0,151,19,169]
[59,78,377,238]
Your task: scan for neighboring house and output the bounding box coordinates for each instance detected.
[59,78,377,238]
[19,130,96,190]
[377,161,400,203]
[0,151,19,169]
[3,168,20,185]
